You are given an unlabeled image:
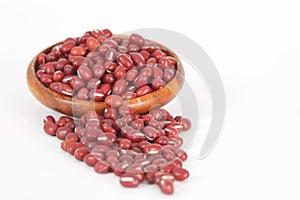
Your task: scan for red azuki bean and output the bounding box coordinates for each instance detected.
[129,33,145,46]
[130,118,144,130]
[61,40,76,53]
[131,52,145,66]
[119,155,134,164]
[175,149,188,161]
[86,78,101,90]
[103,39,118,49]
[60,138,77,151]
[89,89,105,101]
[40,74,53,85]
[63,64,76,75]
[141,42,158,53]
[46,52,57,62]
[114,65,126,79]
[91,29,103,38]
[128,44,140,52]
[36,69,44,79]
[152,66,164,79]
[102,74,116,85]
[77,66,92,81]
[158,57,170,69]
[143,164,158,173]
[117,54,134,70]
[43,122,58,136]
[126,129,145,142]
[166,56,177,66]
[98,44,110,56]
[86,36,100,51]
[61,75,74,84]
[155,136,169,145]
[146,57,157,64]
[135,85,153,97]
[112,79,128,95]
[143,144,162,154]
[169,136,183,148]
[140,50,150,60]
[179,118,192,131]
[70,77,85,90]
[105,95,124,108]
[74,147,89,161]
[65,132,79,141]
[45,62,56,75]
[103,107,117,120]
[111,36,123,44]
[86,129,102,141]
[144,126,160,141]
[55,58,68,70]
[118,105,134,116]
[59,83,73,96]
[43,115,55,124]
[125,67,138,81]
[171,167,189,181]
[94,161,109,173]
[162,150,176,161]
[120,173,140,188]
[121,92,137,100]
[118,45,128,54]
[37,53,46,64]
[163,67,175,82]
[152,49,166,60]
[151,78,165,90]
[70,46,86,56]
[158,179,174,194]
[101,124,116,134]
[134,74,149,88]
[92,65,105,79]
[99,83,112,95]
[71,56,85,68]
[67,142,84,155]
[56,127,72,140]
[83,154,99,167]
[52,71,64,82]
[119,138,132,149]
[140,67,153,78]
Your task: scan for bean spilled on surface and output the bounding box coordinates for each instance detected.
[42,104,192,195]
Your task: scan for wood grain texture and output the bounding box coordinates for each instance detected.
[27,35,184,117]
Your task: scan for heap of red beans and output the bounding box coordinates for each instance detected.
[43,94,191,195]
[36,29,178,101]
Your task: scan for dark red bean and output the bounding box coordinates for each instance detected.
[118,105,134,116]
[140,50,150,60]
[125,67,138,81]
[166,56,177,66]
[55,58,68,70]
[43,115,55,124]
[101,124,116,134]
[120,173,140,188]
[158,57,170,69]
[143,164,158,173]
[140,67,153,77]
[105,95,124,108]
[121,92,137,100]
[155,136,169,145]
[74,147,89,161]
[118,138,132,149]
[141,42,158,53]
[180,118,192,131]
[112,79,128,95]
[152,67,163,80]
[83,154,99,167]
[171,167,189,181]
[45,62,56,75]
[151,78,165,90]
[59,83,73,96]
[99,83,112,95]
[143,126,160,141]
[134,74,149,88]
[89,89,105,101]
[40,74,53,85]
[77,66,92,81]
[70,46,86,56]
[126,129,145,142]
[65,132,79,141]
[175,149,188,161]
[92,64,105,79]
[63,64,76,75]
[37,53,46,64]
[103,39,118,49]
[128,44,140,52]
[158,180,174,195]
[86,37,100,51]
[102,74,116,85]
[143,144,162,154]
[162,150,176,161]
[160,162,176,173]
[131,52,145,66]
[67,142,84,155]
[114,65,126,79]
[146,57,157,64]
[105,48,118,61]
[129,33,145,46]
[76,87,88,100]
[86,78,101,90]
[94,161,109,173]
[118,45,128,54]
[163,67,176,82]
[135,85,153,97]
[119,155,134,164]
[56,127,72,140]
[103,107,118,120]
[152,49,166,60]
[130,119,144,130]
[43,122,58,136]
[46,52,57,62]
[117,54,134,70]
[61,40,76,53]
[52,71,64,82]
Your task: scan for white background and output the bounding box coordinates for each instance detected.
[0,0,300,199]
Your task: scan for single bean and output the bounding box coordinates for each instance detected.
[86,36,100,51]
[43,122,58,136]
[77,66,92,80]
[135,85,153,97]
[105,95,124,108]
[74,147,89,161]
[70,46,86,56]
[117,54,134,70]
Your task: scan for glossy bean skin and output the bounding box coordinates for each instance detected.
[117,54,134,70]
[83,154,99,167]
[129,33,145,46]
[94,161,109,173]
[135,85,153,97]
[105,95,124,108]
[112,79,128,95]
[86,37,100,51]
[77,66,92,81]
[43,122,58,136]
[171,167,189,181]
[67,142,84,155]
[120,173,140,188]
[74,147,89,161]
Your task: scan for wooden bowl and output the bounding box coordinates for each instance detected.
[27,35,184,117]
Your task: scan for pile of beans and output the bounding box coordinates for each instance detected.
[43,95,191,195]
[36,29,178,101]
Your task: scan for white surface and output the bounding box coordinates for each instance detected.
[0,0,300,199]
